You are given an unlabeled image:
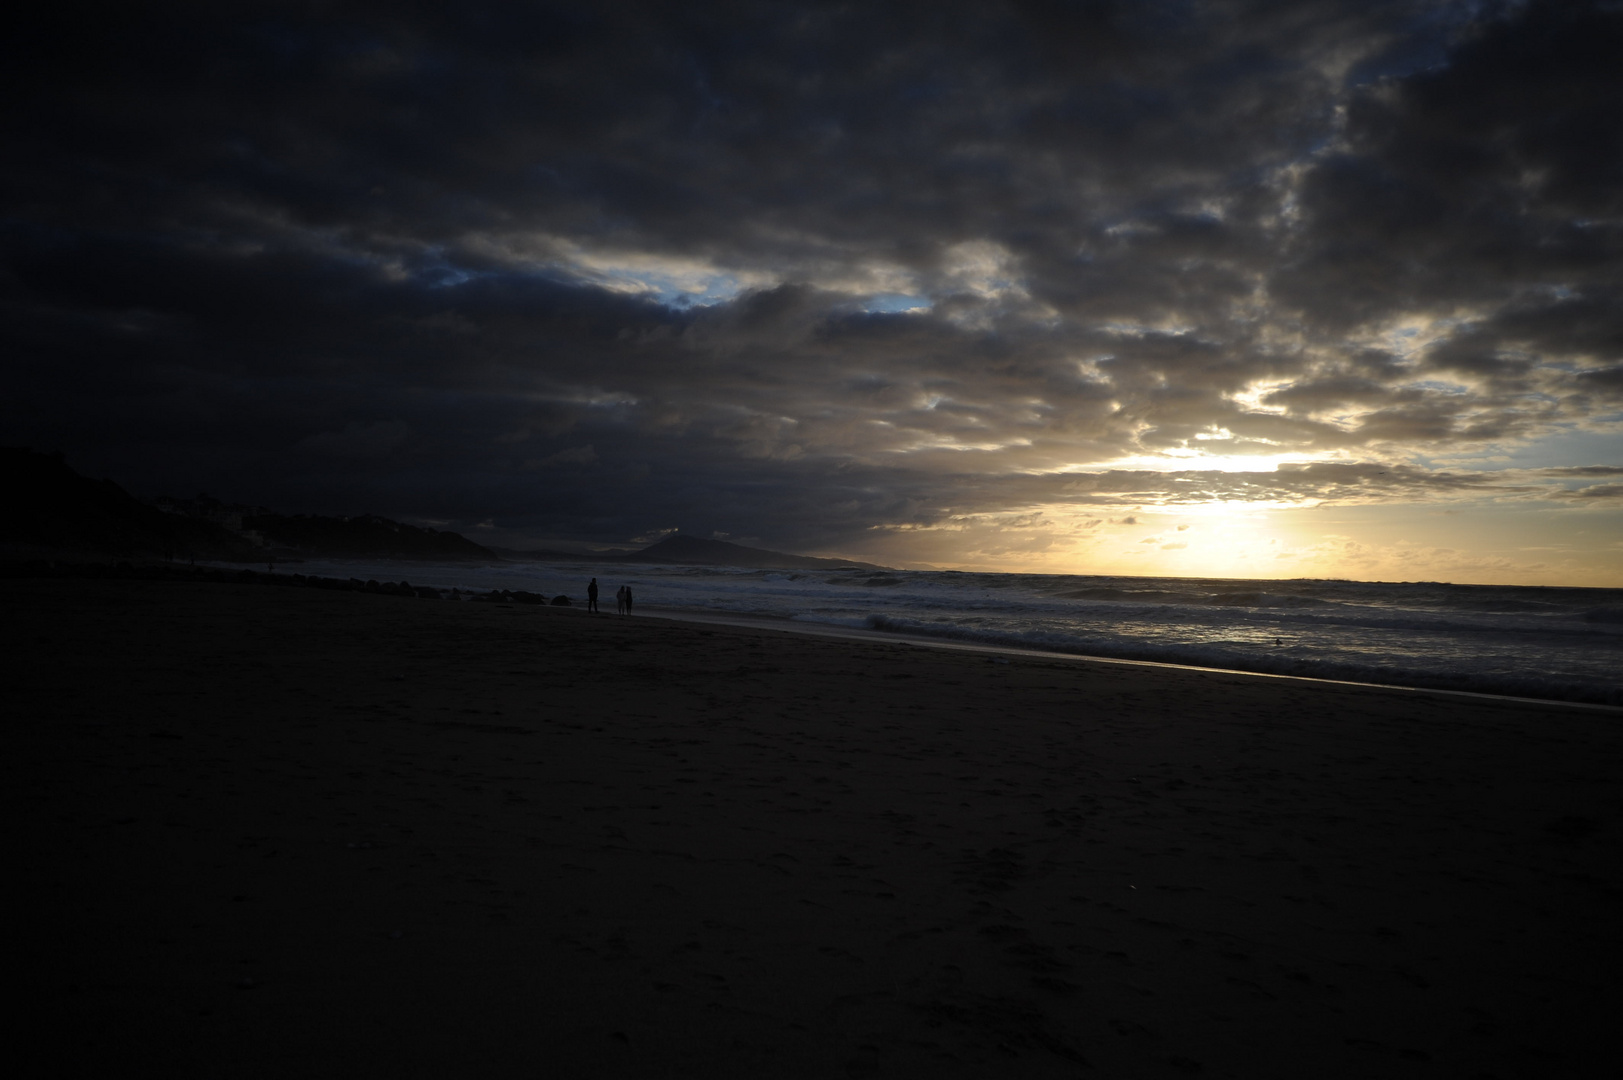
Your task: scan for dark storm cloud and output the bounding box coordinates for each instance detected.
[2,0,1618,553]
[1274,2,1623,390]
[1539,466,1623,478]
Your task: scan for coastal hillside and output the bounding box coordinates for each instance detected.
[619,533,888,570]
[242,512,496,562]
[3,447,254,561]
[1,448,498,563]
[4,449,864,569]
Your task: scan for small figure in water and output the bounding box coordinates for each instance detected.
[587,577,599,613]
[624,586,634,615]
[1274,637,1282,646]
[615,585,627,615]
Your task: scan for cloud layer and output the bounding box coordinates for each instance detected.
[3,1,1619,564]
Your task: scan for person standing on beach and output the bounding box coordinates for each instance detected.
[587,577,599,613]
[624,586,633,615]
[615,585,627,615]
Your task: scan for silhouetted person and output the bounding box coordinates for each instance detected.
[587,577,599,613]
[615,585,627,615]
[624,586,633,615]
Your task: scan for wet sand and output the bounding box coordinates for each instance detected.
[14,577,1623,1078]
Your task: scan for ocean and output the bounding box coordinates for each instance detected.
[287,559,1623,707]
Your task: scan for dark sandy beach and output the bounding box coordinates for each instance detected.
[14,577,1623,1078]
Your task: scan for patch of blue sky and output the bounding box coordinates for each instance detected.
[1408,379,1472,395]
[861,293,931,314]
[1451,429,1623,472]
[651,274,747,307]
[423,266,474,289]
[561,263,749,307]
[404,244,478,289]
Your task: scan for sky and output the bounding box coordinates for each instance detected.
[3,0,1621,584]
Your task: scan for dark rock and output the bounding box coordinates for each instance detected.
[550,594,572,606]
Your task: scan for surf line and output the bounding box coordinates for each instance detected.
[635,605,1623,714]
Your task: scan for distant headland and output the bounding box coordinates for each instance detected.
[2,447,886,571]
[497,533,888,571]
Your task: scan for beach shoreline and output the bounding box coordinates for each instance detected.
[14,557,1616,708]
[218,555,1623,707]
[637,604,1623,713]
[16,575,1623,1077]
